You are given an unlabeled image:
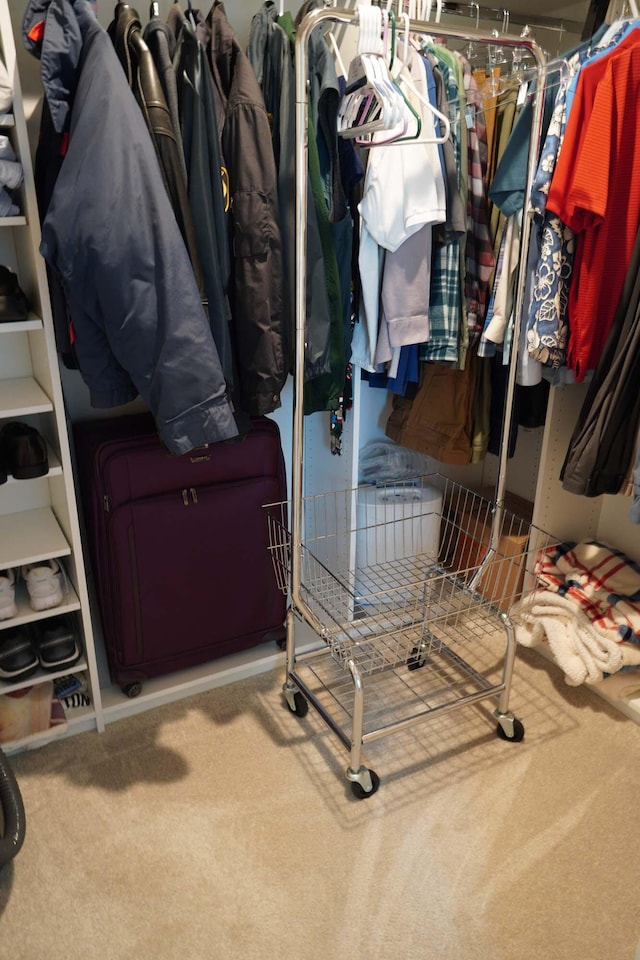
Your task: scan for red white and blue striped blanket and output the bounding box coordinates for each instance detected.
[512,541,640,685]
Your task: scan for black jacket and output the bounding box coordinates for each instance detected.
[205,1,287,417]
[142,13,187,182]
[108,3,203,292]
[167,5,235,391]
[23,0,238,455]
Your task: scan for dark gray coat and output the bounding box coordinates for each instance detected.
[23,0,238,455]
[205,2,288,416]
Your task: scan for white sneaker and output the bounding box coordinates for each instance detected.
[0,568,17,620]
[22,559,64,612]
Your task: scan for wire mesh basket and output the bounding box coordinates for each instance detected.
[265,475,558,677]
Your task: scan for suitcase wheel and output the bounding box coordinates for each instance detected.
[121,681,142,699]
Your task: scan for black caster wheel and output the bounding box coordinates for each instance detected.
[407,646,426,671]
[286,691,308,717]
[496,717,525,742]
[350,769,380,800]
[122,681,142,699]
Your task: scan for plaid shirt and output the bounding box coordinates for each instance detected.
[460,57,495,340]
[421,51,463,365]
[422,239,462,363]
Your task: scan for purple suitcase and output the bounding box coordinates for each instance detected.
[73,414,287,695]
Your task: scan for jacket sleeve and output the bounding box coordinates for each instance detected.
[39,29,238,455]
[223,89,287,417]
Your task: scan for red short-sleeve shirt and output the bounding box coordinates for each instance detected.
[547,32,640,381]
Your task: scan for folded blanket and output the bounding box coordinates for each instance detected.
[512,541,640,686]
[536,541,640,645]
[512,589,640,686]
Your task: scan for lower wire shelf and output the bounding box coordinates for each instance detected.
[269,476,555,799]
[290,634,501,748]
[284,598,525,800]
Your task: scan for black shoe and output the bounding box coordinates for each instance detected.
[0,266,29,322]
[0,421,49,479]
[30,617,82,671]
[0,628,39,681]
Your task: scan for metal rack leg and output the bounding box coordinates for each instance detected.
[283,608,303,712]
[493,616,525,742]
[344,659,379,796]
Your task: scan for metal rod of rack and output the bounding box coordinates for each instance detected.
[293,5,547,616]
[440,1,582,35]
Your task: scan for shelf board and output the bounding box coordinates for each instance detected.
[0,657,88,696]
[3,443,61,484]
[0,580,81,634]
[2,717,68,753]
[0,506,71,569]
[2,702,96,753]
[0,659,88,696]
[100,621,323,723]
[532,644,640,728]
[0,376,53,416]
[0,113,15,127]
[0,313,42,333]
[0,216,26,227]
[0,690,69,753]
[64,703,95,728]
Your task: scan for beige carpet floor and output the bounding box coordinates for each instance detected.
[1,645,640,960]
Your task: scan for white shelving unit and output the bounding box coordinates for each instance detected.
[0,0,103,751]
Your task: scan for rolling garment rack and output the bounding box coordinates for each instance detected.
[266,4,559,798]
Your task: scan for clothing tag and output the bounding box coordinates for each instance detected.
[464,105,475,129]
[517,81,529,106]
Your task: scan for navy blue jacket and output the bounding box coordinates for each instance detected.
[23,0,238,455]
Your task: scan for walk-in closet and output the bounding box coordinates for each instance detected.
[0,0,638,762]
[1,0,640,954]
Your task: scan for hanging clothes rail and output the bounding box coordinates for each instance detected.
[266,4,552,798]
[431,1,582,37]
[294,5,546,579]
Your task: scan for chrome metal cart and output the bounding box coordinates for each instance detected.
[276,6,550,798]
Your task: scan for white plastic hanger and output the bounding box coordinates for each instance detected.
[338,6,403,140]
[326,0,347,82]
[392,13,451,143]
[328,30,348,79]
[339,2,450,146]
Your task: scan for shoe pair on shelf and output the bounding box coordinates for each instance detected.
[0,421,49,483]
[0,559,66,621]
[0,266,28,321]
[0,616,82,682]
